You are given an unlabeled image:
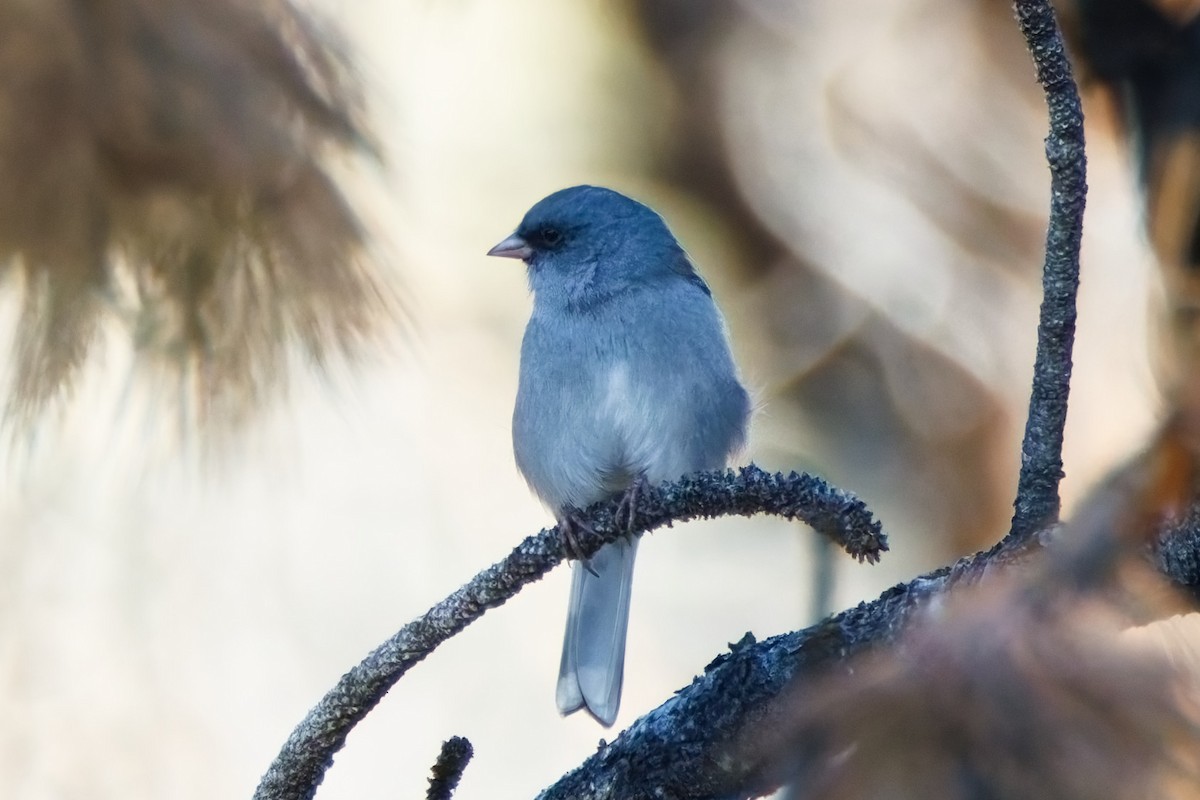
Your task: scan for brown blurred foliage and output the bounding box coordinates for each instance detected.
[626,1,1043,556]
[745,580,1200,800]
[0,0,390,426]
[621,0,1200,559]
[1063,0,1200,577]
[1065,0,1200,408]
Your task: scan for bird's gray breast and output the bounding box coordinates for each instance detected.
[512,285,748,513]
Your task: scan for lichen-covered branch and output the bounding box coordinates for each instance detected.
[252,466,886,800]
[1008,0,1089,541]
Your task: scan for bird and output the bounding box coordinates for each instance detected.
[488,185,750,727]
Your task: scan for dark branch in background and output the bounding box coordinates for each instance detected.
[252,467,886,800]
[535,515,1200,800]
[1161,524,1200,587]
[426,737,473,800]
[746,554,1200,799]
[1008,0,1089,542]
[1158,509,1200,606]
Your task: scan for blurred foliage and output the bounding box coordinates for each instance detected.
[750,580,1200,799]
[1063,0,1200,599]
[623,0,1047,556]
[0,0,392,427]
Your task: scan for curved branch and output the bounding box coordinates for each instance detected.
[1008,0,1089,542]
[252,466,887,800]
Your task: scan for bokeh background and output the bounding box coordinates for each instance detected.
[0,1,1162,797]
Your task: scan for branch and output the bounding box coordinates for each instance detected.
[427,736,473,800]
[536,516,1200,799]
[1157,508,1200,605]
[1008,0,1089,542]
[252,466,887,800]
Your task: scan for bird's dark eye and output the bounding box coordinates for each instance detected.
[540,227,563,247]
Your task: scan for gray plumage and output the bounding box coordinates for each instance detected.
[489,185,749,727]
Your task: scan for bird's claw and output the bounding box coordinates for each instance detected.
[559,512,600,577]
[559,476,648,577]
[615,474,649,537]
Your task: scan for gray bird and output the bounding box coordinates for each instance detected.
[488,185,750,726]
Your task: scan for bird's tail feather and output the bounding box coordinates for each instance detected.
[556,537,638,727]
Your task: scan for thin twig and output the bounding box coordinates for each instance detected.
[252,466,886,800]
[426,736,473,800]
[1008,0,1089,542]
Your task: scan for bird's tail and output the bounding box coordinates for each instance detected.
[556,537,638,727]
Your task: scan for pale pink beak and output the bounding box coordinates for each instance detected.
[487,233,533,260]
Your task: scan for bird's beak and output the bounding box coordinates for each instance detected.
[487,233,533,261]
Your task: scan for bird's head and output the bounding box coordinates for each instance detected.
[488,186,698,309]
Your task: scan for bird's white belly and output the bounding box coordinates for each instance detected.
[599,361,692,485]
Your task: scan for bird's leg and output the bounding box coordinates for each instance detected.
[614,473,650,537]
[559,510,600,577]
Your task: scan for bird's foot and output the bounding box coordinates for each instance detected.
[615,474,650,537]
[559,511,600,577]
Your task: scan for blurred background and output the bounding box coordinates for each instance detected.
[0,0,1164,797]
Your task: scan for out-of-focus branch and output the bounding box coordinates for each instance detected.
[1158,505,1200,604]
[1008,0,1089,542]
[745,569,1200,799]
[535,510,1200,800]
[252,466,887,800]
